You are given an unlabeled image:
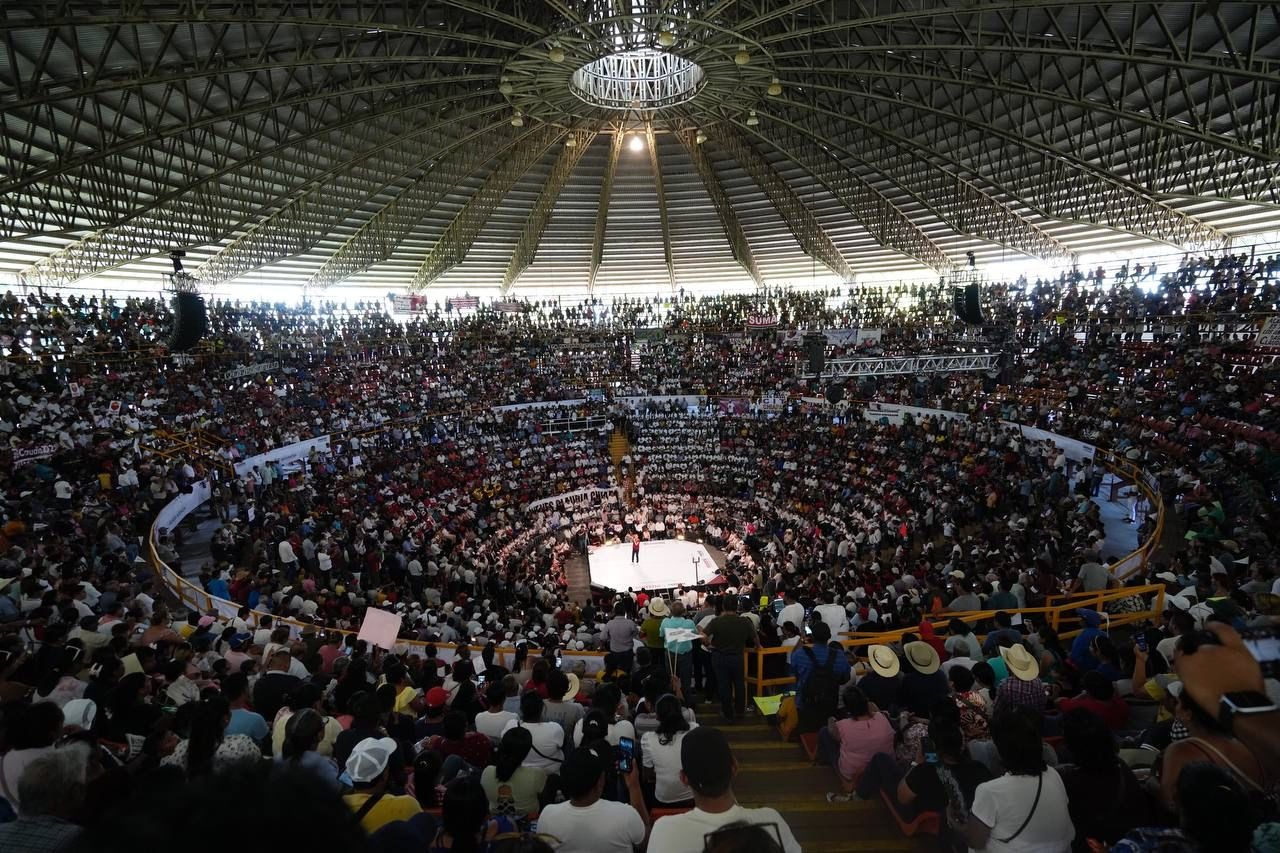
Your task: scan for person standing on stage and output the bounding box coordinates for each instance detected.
[631,533,641,564]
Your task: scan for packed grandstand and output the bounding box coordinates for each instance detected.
[0,251,1276,853]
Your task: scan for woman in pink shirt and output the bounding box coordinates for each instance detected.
[816,685,894,784]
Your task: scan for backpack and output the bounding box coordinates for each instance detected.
[801,644,841,715]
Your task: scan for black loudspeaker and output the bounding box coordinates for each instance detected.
[805,334,826,376]
[170,291,207,351]
[953,283,983,324]
[825,383,845,405]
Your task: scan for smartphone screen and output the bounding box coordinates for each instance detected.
[617,736,634,773]
[922,736,938,765]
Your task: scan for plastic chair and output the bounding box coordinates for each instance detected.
[878,789,941,836]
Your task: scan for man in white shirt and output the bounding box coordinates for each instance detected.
[474,682,518,744]
[777,588,805,635]
[536,745,648,853]
[647,727,801,853]
[812,592,849,637]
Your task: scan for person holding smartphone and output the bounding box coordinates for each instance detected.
[535,744,648,853]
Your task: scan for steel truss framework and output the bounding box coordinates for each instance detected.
[806,352,1001,379]
[2,1,1277,290]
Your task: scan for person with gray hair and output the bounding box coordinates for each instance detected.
[0,746,87,852]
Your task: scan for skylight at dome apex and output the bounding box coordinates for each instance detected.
[1,0,1279,295]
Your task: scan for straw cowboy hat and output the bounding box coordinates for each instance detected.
[903,641,941,675]
[866,644,901,678]
[647,598,669,618]
[561,672,581,702]
[1000,644,1041,681]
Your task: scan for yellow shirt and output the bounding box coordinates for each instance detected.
[343,792,422,833]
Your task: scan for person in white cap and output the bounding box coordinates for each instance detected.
[342,736,421,833]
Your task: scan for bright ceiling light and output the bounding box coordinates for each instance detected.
[746,110,759,126]
[549,45,566,63]
[565,135,577,148]
[768,77,782,96]
[498,79,513,96]
[734,44,750,65]
[629,134,644,152]
[695,130,707,144]
[658,30,676,47]
[511,112,524,127]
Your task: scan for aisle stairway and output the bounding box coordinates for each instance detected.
[608,427,635,506]
[699,703,932,853]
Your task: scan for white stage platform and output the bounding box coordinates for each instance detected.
[588,539,718,591]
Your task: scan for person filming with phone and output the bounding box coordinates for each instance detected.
[535,743,649,853]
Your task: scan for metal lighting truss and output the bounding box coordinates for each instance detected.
[806,352,1001,379]
[503,128,598,291]
[644,124,676,290]
[707,126,855,281]
[588,130,625,292]
[571,49,705,110]
[677,129,764,288]
[410,123,563,290]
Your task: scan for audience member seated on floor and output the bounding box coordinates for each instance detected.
[480,727,546,819]
[1055,707,1155,851]
[343,736,422,834]
[646,726,802,853]
[964,708,1075,853]
[640,693,698,807]
[534,745,648,853]
[501,692,564,775]
[819,685,893,798]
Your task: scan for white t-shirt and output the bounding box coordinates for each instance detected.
[535,798,645,853]
[813,603,849,636]
[969,768,1074,853]
[475,710,518,743]
[54,480,73,500]
[500,719,564,772]
[778,602,805,632]
[641,726,697,803]
[647,804,802,853]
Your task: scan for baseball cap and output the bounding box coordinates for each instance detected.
[346,736,397,783]
[424,686,449,710]
[681,726,734,796]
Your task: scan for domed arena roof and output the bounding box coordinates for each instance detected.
[2,1,1279,293]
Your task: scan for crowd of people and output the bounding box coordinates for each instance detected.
[0,246,1278,852]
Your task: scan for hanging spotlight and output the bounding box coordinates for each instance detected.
[548,45,566,63]
[734,44,750,65]
[767,77,782,96]
[695,129,707,144]
[511,112,524,127]
[498,79,513,96]
[629,134,645,152]
[565,135,577,148]
[658,29,676,47]
[746,110,759,126]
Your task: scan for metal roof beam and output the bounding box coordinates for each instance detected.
[706,127,854,281]
[502,128,597,292]
[308,123,531,290]
[753,104,1071,263]
[2,73,492,238]
[645,124,676,290]
[797,79,1227,249]
[410,124,563,290]
[200,116,513,287]
[18,94,501,285]
[588,130,625,292]
[730,115,955,271]
[677,129,764,288]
